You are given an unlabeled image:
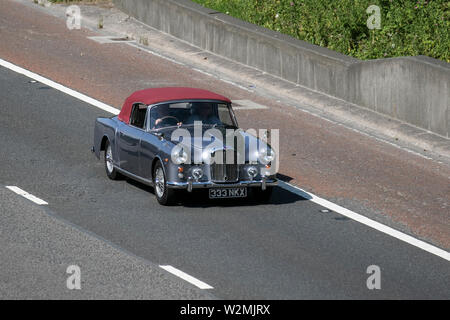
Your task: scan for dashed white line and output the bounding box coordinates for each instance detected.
[6,186,48,205]
[1,58,448,262]
[279,181,450,262]
[160,265,214,289]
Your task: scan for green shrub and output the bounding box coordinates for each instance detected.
[192,0,449,62]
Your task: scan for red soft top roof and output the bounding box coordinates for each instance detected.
[118,87,231,123]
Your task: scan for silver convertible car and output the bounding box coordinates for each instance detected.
[93,87,277,205]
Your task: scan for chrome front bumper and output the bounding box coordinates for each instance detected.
[167,178,278,192]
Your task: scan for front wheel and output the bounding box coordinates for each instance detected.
[153,161,175,205]
[104,140,120,180]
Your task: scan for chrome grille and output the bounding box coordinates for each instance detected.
[210,149,239,183]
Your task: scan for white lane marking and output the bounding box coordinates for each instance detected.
[279,181,450,262]
[1,58,448,262]
[232,100,269,110]
[6,186,48,205]
[0,58,120,115]
[160,265,214,289]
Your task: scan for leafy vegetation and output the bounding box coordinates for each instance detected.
[192,0,449,62]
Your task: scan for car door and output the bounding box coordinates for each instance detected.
[139,105,163,180]
[118,103,146,175]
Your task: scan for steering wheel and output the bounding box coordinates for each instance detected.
[155,116,180,128]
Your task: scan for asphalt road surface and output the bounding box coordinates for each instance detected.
[0,187,214,299]
[1,66,449,299]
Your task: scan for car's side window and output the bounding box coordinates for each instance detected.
[148,105,159,130]
[130,103,147,129]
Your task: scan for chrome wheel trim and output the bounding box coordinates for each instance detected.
[106,145,114,173]
[155,167,165,198]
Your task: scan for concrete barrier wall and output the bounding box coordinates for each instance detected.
[113,0,450,138]
[349,56,449,136]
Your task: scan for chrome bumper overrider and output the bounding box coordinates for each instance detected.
[167,178,278,192]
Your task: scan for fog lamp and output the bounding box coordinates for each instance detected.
[247,166,258,179]
[191,167,203,180]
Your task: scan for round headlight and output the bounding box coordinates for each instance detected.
[191,167,203,180]
[172,149,188,165]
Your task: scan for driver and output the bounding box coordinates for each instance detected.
[153,106,181,129]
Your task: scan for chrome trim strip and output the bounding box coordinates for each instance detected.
[114,165,277,191]
[114,165,154,187]
[167,179,278,190]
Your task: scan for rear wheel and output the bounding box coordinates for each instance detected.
[104,140,120,180]
[153,161,175,205]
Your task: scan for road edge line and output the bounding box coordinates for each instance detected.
[6,186,48,205]
[160,265,214,290]
[279,181,450,262]
[0,58,119,115]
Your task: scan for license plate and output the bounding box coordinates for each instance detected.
[209,187,247,199]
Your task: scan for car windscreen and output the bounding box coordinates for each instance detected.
[149,101,236,130]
